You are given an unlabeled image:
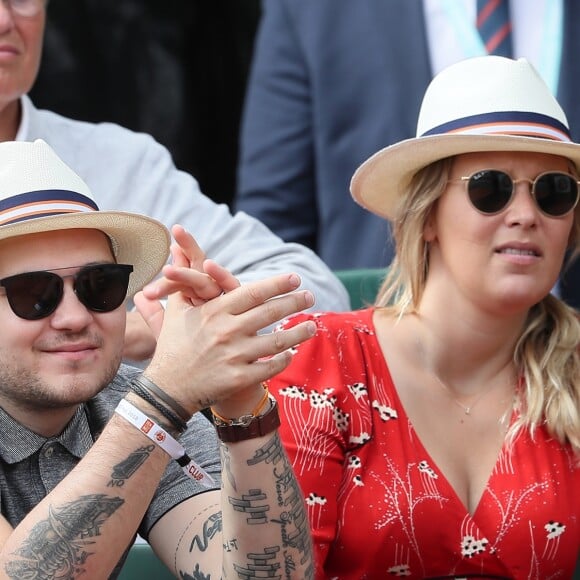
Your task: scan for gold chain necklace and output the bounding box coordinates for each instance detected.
[432,374,490,416]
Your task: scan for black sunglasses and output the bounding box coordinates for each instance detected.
[449,169,580,217]
[0,263,133,320]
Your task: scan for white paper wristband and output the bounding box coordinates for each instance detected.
[115,398,215,487]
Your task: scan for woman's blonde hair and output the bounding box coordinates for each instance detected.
[375,158,580,454]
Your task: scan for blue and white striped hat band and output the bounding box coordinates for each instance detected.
[351,56,580,220]
[421,111,571,143]
[0,189,98,226]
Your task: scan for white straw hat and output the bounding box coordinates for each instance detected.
[0,139,170,296]
[351,56,580,220]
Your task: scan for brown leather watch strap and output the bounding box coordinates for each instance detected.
[213,398,281,443]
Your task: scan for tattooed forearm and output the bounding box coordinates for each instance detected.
[251,434,314,579]
[222,434,314,580]
[4,494,124,579]
[108,444,155,487]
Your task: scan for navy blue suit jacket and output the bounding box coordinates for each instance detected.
[237,0,580,308]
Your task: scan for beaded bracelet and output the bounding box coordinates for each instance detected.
[115,399,215,487]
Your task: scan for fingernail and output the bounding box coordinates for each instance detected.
[304,290,315,307]
[306,321,317,336]
[289,273,301,287]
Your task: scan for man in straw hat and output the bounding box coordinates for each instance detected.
[0,0,348,362]
[0,139,315,578]
[263,55,579,578]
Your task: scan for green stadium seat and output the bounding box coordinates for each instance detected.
[334,268,385,310]
[118,543,173,579]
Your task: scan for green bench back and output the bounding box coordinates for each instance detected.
[334,268,385,310]
[118,543,173,579]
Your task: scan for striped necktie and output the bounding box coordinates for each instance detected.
[476,0,513,57]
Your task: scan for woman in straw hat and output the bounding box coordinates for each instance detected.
[263,56,580,578]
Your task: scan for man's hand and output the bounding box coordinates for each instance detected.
[145,224,240,306]
[122,310,157,362]
[126,225,228,361]
[136,225,316,417]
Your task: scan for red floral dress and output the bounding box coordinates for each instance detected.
[267,309,580,579]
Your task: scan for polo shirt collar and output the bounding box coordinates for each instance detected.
[0,405,94,464]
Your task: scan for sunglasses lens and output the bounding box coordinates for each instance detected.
[1,272,62,320]
[467,170,513,214]
[0,264,133,320]
[534,173,579,217]
[75,265,132,312]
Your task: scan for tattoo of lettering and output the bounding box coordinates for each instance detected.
[189,512,222,553]
[108,444,155,487]
[176,504,224,579]
[4,494,124,579]
[181,514,239,579]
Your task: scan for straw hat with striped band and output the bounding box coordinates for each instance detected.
[351,56,580,221]
[0,139,170,296]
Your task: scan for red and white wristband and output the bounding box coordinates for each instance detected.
[115,398,215,488]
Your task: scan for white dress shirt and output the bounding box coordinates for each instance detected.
[423,0,562,94]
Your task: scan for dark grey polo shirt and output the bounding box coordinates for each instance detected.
[0,363,221,577]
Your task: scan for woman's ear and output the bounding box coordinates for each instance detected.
[423,210,437,243]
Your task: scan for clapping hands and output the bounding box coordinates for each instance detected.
[133,225,316,417]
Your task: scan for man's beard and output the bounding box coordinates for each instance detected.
[0,353,121,413]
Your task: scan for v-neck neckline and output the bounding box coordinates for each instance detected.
[366,309,513,519]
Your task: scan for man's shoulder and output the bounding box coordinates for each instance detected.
[26,97,160,154]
